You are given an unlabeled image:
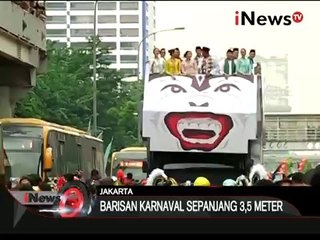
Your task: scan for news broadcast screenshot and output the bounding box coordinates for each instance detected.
[0,0,319,235]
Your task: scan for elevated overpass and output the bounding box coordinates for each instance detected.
[263,114,320,170]
[0,1,47,117]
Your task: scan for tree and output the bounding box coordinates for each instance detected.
[15,38,143,150]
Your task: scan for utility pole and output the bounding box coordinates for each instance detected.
[92,0,98,135]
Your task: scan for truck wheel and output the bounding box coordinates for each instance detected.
[53,181,92,218]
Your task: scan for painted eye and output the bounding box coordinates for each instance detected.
[214,84,240,93]
[161,84,187,93]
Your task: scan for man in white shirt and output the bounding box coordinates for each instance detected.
[194,46,203,74]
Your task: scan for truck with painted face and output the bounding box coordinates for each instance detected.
[141,69,264,184]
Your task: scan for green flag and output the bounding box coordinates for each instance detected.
[103,137,113,174]
[286,157,294,174]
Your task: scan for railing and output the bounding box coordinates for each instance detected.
[265,128,320,141]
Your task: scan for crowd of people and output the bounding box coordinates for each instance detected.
[150,46,261,77]
[6,158,320,194]
[12,1,46,21]
[6,168,141,195]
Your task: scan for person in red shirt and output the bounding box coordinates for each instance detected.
[123,173,135,186]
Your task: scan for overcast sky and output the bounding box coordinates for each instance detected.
[154,1,320,114]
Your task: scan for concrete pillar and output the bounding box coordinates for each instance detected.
[0,86,30,118]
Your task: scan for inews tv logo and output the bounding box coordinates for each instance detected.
[23,192,60,205]
[235,11,303,26]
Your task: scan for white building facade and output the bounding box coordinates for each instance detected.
[46,1,156,77]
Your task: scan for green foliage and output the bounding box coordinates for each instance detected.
[15,38,143,151]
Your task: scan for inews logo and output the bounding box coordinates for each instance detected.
[23,192,61,205]
[235,11,303,26]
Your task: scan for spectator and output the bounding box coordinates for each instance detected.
[233,48,239,64]
[64,173,75,182]
[165,49,181,75]
[290,172,304,185]
[98,177,114,186]
[201,47,213,74]
[194,46,203,73]
[38,182,52,191]
[236,48,252,75]
[175,48,183,62]
[223,179,237,186]
[181,51,197,75]
[160,48,166,60]
[19,176,32,186]
[193,176,211,187]
[123,173,135,186]
[35,1,46,21]
[18,184,33,191]
[310,172,320,187]
[221,49,237,75]
[150,48,165,74]
[248,49,256,74]
[86,169,101,186]
[27,174,42,187]
[275,179,292,186]
[254,179,275,186]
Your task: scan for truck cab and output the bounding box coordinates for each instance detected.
[140,68,264,184]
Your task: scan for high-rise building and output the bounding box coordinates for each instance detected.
[46,1,156,77]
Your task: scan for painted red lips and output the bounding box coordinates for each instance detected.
[164,112,234,151]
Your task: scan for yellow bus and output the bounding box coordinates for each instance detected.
[110,147,147,181]
[0,118,104,181]
[0,123,4,185]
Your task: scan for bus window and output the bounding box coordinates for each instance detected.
[92,147,96,169]
[77,144,82,170]
[59,141,66,173]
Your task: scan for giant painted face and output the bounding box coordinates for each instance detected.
[143,74,257,153]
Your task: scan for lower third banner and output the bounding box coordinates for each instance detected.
[91,196,300,217]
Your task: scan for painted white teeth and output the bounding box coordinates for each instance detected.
[176,118,223,144]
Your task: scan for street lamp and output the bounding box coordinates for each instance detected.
[92,0,98,135]
[136,27,185,81]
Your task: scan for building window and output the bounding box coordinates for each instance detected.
[98,2,117,10]
[105,55,117,64]
[120,42,138,50]
[121,68,138,76]
[98,29,117,37]
[70,29,94,37]
[120,15,139,24]
[120,55,137,63]
[98,15,117,24]
[71,42,89,49]
[46,16,67,24]
[46,2,66,10]
[100,42,117,50]
[52,41,67,48]
[70,2,94,10]
[120,28,139,37]
[153,19,156,29]
[46,29,67,37]
[70,16,94,24]
[146,16,149,26]
[120,2,139,10]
